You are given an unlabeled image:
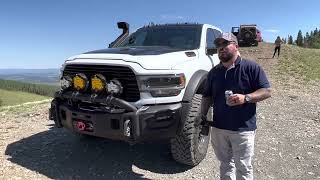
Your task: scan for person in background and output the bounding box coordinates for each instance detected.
[200,33,271,180]
[272,36,283,58]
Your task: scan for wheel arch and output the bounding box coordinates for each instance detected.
[182,70,208,102]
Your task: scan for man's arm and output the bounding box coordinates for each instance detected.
[227,88,271,106]
[201,96,213,116]
[247,87,271,103]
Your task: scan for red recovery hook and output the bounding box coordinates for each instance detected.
[76,121,86,131]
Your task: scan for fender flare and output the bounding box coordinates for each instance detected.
[182,70,208,102]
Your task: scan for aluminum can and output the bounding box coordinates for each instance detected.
[225,90,233,99]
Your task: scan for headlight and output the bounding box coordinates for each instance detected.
[73,73,88,91]
[60,76,72,90]
[91,74,106,93]
[137,74,186,97]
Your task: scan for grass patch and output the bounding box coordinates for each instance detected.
[0,89,50,107]
[278,45,320,82]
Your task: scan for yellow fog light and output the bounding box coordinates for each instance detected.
[73,73,88,91]
[91,74,106,93]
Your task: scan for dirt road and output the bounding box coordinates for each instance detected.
[0,43,319,180]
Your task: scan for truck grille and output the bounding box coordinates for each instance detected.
[63,64,140,102]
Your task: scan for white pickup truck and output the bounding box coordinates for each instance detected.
[49,22,222,166]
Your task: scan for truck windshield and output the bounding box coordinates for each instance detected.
[118,25,202,50]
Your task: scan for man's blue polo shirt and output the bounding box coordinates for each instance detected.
[203,56,270,131]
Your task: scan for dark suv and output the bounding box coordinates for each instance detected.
[232,24,262,47]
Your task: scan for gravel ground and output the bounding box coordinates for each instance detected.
[0,43,319,180]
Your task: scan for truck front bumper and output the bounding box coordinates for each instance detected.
[49,93,183,142]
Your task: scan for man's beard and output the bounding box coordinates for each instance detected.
[218,51,234,62]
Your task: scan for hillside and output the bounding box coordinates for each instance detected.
[0,79,58,96]
[0,89,50,107]
[0,79,57,107]
[278,45,320,82]
[0,42,319,180]
[240,42,319,89]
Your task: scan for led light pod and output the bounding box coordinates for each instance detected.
[73,73,88,91]
[91,74,106,93]
[106,79,123,95]
[60,76,72,90]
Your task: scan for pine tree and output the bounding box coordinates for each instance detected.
[305,32,310,47]
[309,31,314,47]
[296,30,303,46]
[288,35,293,44]
[314,28,318,37]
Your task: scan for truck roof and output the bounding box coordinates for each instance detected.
[240,24,257,27]
[139,23,203,29]
[138,23,221,31]
[142,23,219,29]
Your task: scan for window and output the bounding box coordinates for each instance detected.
[213,29,222,40]
[119,25,202,50]
[206,28,215,49]
[206,28,222,49]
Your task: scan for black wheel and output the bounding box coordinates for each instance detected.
[244,31,253,40]
[170,94,212,166]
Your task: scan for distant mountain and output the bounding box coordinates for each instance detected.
[0,69,60,85]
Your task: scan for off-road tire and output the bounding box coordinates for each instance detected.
[170,94,211,166]
[243,31,254,42]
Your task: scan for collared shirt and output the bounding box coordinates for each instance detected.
[203,56,270,131]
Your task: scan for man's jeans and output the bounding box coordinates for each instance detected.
[211,127,255,180]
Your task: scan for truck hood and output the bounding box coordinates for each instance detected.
[70,46,197,70]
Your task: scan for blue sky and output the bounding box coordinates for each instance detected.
[0,0,319,69]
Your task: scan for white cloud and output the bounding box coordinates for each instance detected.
[264,29,280,33]
[160,15,185,20]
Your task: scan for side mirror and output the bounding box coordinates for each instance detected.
[206,48,217,56]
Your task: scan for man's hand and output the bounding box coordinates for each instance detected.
[226,88,271,106]
[226,94,245,106]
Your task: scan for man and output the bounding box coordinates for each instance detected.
[272,36,283,58]
[200,33,271,180]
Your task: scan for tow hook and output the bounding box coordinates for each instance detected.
[76,121,86,131]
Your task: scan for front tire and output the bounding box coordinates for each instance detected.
[170,94,211,166]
